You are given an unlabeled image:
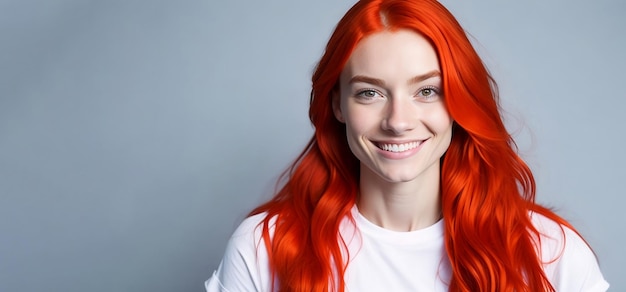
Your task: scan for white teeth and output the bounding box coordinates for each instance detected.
[379,141,420,153]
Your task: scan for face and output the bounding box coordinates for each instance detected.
[333,29,453,184]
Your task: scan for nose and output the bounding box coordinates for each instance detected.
[381,98,415,134]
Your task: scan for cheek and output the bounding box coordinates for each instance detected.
[342,118,367,159]
[428,106,453,133]
[435,113,454,151]
[344,108,379,137]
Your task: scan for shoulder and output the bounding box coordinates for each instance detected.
[529,212,590,259]
[529,212,609,291]
[231,212,271,240]
[223,212,273,259]
[205,213,274,292]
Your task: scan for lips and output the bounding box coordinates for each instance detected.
[376,141,423,153]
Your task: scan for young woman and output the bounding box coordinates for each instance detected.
[206,0,609,291]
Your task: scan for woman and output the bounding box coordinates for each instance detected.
[206,0,609,291]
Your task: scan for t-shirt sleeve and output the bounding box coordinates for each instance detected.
[534,215,609,291]
[549,228,609,291]
[205,214,272,292]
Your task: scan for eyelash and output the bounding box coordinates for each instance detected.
[355,88,383,100]
[354,86,442,101]
[417,86,441,100]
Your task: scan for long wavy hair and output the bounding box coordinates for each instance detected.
[250,0,574,291]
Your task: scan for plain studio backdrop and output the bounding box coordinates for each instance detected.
[0,0,624,291]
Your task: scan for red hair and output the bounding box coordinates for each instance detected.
[251,0,574,291]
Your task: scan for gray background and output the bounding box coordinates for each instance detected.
[0,0,623,291]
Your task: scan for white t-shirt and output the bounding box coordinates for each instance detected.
[206,206,609,291]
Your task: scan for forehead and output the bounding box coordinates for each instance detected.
[341,29,440,80]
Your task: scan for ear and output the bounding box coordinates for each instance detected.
[332,90,345,123]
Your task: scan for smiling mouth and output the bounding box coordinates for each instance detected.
[376,141,423,153]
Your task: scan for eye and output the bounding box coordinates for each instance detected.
[355,89,383,101]
[416,86,441,101]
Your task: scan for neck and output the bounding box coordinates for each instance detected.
[357,163,442,232]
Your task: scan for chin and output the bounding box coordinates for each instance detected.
[380,173,419,183]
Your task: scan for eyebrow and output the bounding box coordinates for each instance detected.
[348,70,441,87]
